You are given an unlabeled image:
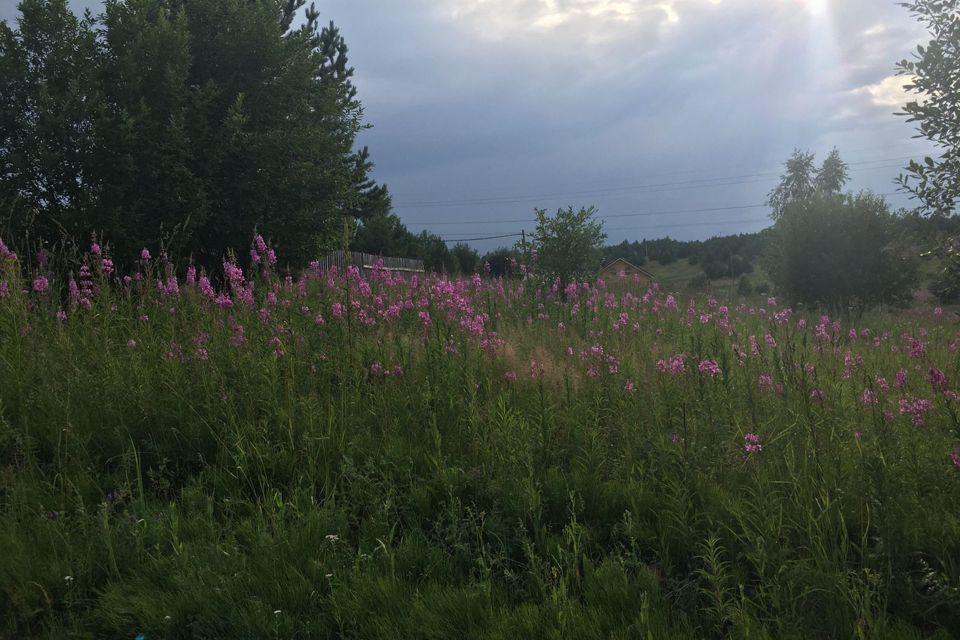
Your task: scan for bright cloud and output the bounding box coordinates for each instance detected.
[856,74,915,108]
[439,0,682,40]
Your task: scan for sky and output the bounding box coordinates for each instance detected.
[2,0,939,252]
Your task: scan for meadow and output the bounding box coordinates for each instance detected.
[1,236,959,639]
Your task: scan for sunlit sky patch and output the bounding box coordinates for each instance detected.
[0,0,937,249]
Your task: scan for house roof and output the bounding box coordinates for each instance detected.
[599,257,656,280]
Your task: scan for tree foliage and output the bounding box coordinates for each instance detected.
[351,213,476,274]
[897,0,960,216]
[352,214,420,259]
[481,247,520,278]
[530,206,606,286]
[767,148,849,219]
[450,242,480,275]
[765,193,916,315]
[417,230,456,274]
[0,0,389,268]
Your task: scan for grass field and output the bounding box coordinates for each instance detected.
[1,237,959,639]
[642,259,771,297]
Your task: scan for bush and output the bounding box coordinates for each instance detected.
[736,275,753,296]
[764,193,916,315]
[702,261,727,280]
[688,274,710,289]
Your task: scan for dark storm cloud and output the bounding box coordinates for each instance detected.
[2,0,938,249]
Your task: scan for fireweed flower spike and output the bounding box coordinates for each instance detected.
[698,359,722,377]
[744,433,763,456]
[32,275,49,294]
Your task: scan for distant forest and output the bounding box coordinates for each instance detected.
[601,232,767,280]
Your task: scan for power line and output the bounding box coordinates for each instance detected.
[437,190,906,242]
[604,217,771,233]
[442,232,524,243]
[440,216,773,243]
[394,155,920,210]
[429,190,904,233]
[426,203,768,227]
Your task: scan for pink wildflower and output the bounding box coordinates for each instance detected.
[698,359,722,377]
[530,359,544,379]
[199,276,216,300]
[744,433,763,456]
[0,238,17,262]
[231,326,247,347]
[666,354,686,375]
[895,368,908,389]
[899,397,933,427]
[928,367,948,392]
[32,275,49,294]
[269,336,284,358]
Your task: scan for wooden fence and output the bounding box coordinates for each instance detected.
[312,250,424,274]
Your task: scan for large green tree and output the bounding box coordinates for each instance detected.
[765,193,916,315]
[0,0,389,267]
[530,205,606,287]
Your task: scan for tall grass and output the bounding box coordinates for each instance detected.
[0,237,958,638]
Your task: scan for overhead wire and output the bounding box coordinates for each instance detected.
[395,155,920,211]
[438,190,908,242]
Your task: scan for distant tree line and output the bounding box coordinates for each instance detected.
[601,232,767,280]
[351,213,485,275]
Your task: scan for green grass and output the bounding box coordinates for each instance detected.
[644,259,771,296]
[641,259,703,290]
[1,249,959,639]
